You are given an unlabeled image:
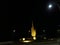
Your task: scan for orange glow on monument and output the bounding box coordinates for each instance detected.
[19,21,36,42]
[31,22,36,40]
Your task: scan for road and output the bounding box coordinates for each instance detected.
[0,41,60,45]
[0,38,60,45]
[18,41,60,45]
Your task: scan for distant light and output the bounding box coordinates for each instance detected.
[57,39,60,42]
[29,30,30,32]
[22,38,25,41]
[57,30,60,32]
[44,37,46,39]
[49,5,52,8]
[23,40,31,43]
[48,4,52,8]
[33,36,36,40]
[13,30,15,32]
[43,30,45,32]
[51,38,53,40]
[19,39,21,40]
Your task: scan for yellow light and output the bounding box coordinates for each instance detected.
[33,36,36,40]
[22,38,25,41]
[31,22,36,37]
[23,40,31,43]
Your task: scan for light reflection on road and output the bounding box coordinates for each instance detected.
[0,38,60,45]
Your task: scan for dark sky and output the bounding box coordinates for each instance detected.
[0,0,60,41]
[8,0,60,39]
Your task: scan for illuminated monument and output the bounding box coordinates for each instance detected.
[31,21,36,40]
[19,21,36,43]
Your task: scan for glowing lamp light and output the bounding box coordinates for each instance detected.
[33,36,36,40]
[23,40,31,43]
[48,4,52,9]
[22,38,25,41]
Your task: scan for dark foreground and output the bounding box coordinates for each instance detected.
[0,38,60,45]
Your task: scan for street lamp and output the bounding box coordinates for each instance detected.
[48,4,53,9]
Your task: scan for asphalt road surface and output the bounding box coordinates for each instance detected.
[18,41,60,45]
[0,41,60,45]
[0,38,60,45]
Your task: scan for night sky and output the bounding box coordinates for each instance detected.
[0,0,60,41]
